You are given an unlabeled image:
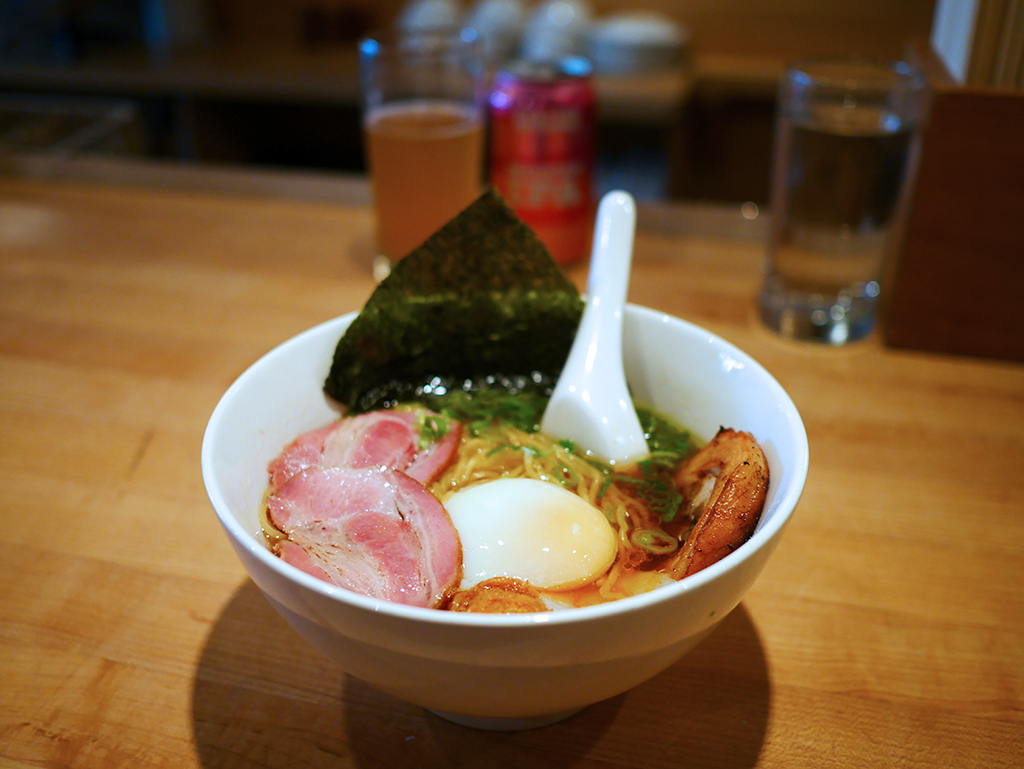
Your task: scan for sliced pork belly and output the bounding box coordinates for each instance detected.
[268,466,462,608]
[400,416,463,485]
[268,408,461,493]
[267,421,339,493]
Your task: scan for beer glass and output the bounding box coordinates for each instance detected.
[359,28,487,279]
[759,58,929,344]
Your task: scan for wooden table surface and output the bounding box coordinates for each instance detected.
[1,159,1022,768]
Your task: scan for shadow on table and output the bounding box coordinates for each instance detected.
[191,581,770,768]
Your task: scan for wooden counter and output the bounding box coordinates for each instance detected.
[1,158,1021,768]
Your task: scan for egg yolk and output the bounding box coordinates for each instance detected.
[443,477,618,591]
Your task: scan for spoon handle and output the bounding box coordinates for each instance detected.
[588,191,636,309]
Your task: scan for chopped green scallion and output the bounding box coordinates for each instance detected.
[630,528,679,554]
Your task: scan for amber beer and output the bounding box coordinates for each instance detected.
[359,28,486,276]
[365,101,484,261]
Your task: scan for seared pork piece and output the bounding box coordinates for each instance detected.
[670,428,769,578]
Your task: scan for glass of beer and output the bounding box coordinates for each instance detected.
[359,27,486,278]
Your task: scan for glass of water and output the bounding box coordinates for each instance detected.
[759,58,929,344]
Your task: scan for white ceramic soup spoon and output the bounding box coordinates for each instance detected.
[540,190,650,466]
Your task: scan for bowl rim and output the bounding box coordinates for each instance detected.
[201,305,808,629]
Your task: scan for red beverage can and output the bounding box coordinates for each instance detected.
[488,57,596,266]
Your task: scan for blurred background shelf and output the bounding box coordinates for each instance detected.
[0,0,938,204]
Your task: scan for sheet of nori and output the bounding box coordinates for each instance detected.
[324,188,585,412]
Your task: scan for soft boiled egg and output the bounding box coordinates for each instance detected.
[444,477,618,591]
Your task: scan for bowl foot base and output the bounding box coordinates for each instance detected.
[428,707,585,731]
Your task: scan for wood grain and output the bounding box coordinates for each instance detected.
[882,83,1024,362]
[1,165,1022,768]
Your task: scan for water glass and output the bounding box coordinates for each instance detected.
[759,57,929,344]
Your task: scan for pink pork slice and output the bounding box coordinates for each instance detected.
[268,466,462,607]
[267,409,461,493]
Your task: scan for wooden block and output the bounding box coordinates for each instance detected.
[881,50,1024,362]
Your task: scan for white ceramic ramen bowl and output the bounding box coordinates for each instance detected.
[201,306,808,730]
